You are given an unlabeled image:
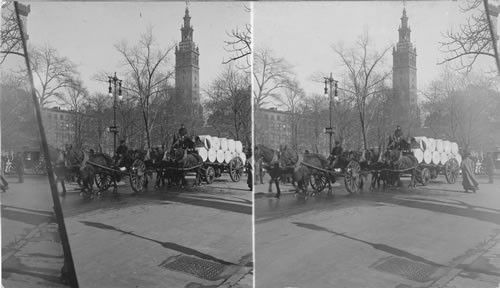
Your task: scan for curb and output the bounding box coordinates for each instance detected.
[428,230,500,288]
[219,267,252,288]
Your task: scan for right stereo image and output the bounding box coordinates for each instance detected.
[253,1,500,287]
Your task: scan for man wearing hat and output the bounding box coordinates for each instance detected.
[178,124,188,138]
[330,140,343,166]
[116,139,128,157]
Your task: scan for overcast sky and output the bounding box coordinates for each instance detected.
[254,1,496,106]
[18,1,249,102]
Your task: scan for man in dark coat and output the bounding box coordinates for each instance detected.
[461,151,479,193]
[178,124,187,138]
[484,152,495,184]
[245,146,253,191]
[394,125,403,139]
[0,157,8,192]
[13,152,24,183]
[116,140,128,156]
[331,141,343,159]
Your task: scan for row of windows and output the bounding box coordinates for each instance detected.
[55,133,72,144]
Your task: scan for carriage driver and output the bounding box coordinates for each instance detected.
[178,124,188,138]
[116,140,128,157]
[329,141,343,166]
[388,125,404,150]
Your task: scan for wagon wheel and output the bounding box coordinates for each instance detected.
[130,159,147,193]
[310,173,327,193]
[205,166,215,184]
[445,158,459,184]
[229,157,243,182]
[95,172,112,191]
[344,160,361,194]
[419,167,431,186]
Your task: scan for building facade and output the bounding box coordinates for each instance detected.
[255,108,329,154]
[41,107,76,150]
[174,7,202,134]
[392,8,419,130]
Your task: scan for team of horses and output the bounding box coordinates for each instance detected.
[255,141,419,198]
[46,137,205,198]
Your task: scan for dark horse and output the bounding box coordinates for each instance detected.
[172,147,203,187]
[255,144,298,198]
[294,152,335,197]
[65,147,118,198]
[383,149,419,188]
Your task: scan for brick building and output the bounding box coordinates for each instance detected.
[255,107,329,154]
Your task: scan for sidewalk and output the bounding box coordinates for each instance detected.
[436,234,500,288]
[2,220,68,288]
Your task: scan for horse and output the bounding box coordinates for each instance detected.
[172,147,203,187]
[49,147,72,195]
[384,149,418,188]
[255,144,292,198]
[295,152,335,197]
[65,146,118,197]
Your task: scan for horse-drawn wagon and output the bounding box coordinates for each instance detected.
[411,137,461,186]
[195,135,246,183]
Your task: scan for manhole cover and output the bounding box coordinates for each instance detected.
[159,255,226,281]
[373,257,437,283]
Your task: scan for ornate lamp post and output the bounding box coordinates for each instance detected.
[108,72,122,154]
[324,73,339,153]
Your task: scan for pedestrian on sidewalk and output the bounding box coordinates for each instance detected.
[0,157,8,192]
[461,151,479,193]
[13,152,24,183]
[484,152,495,184]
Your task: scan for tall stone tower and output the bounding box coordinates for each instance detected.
[392,8,418,130]
[174,7,201,134]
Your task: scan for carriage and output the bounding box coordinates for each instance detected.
[93,154,149,195]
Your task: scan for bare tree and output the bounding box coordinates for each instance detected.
[277,79,306,150]
[422,68,499,150]
[0,73,38,151]
[223,5,251,70]
[253,48,294,108]
[26,45,78,107]
[440,0,499,73]
[59,77,91,147]
[0,1,29,63]
[205,64,251,144]
[115,27,175,149]
[333,33,392,150]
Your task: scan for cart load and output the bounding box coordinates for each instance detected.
[195,135,246,183]
[195,135,246,164]
[411,136,461,185]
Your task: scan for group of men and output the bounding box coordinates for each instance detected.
[328,125,404,163]
[114,124,189,158]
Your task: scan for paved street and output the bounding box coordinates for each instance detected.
[61,173,252,288]
[255,173,500,288]
[1,172,252,288]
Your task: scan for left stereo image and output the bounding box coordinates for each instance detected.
[0,2,253,288]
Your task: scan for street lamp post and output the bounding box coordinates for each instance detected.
[108,72,122,154]
[324,73,339,153]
